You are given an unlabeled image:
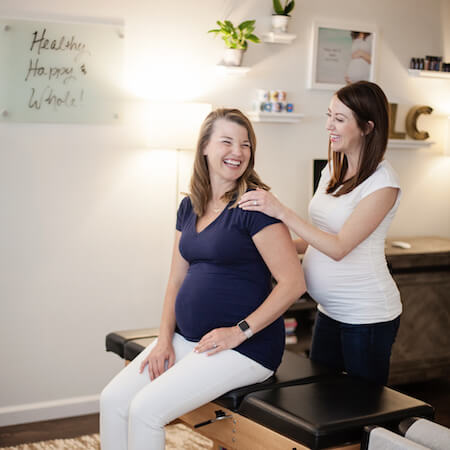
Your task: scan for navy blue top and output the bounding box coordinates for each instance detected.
[175,195,285,371]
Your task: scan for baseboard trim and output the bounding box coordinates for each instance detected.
[0,395,99,427]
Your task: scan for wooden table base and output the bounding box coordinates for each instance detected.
[179,402,360,450]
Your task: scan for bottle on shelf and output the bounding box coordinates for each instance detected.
[410,55,448,72]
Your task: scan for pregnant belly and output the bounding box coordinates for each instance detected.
[346,59,370,82]
[175,272,266,340]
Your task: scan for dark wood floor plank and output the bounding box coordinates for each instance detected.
[0,413,99,446]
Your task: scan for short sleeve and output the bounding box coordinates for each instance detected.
[176,196,192,231]
[360,161,401,201]
[318,162,331,190]
[243,210,281,237]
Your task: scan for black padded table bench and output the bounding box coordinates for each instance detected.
[105,329,434,449]
[105,327,159,358]
[238,376,433,449]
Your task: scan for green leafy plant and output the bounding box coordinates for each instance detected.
[208,20,260,50]
[273,0,295,16]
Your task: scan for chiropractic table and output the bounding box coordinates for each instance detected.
[105,329,434,450]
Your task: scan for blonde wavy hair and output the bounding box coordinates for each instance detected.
[189,108,269,217]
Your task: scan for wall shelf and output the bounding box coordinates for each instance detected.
[215,65,250,76]
[247,111,304,123]
[262,32,296,44]
[388,139,435,149]
[408,69,450,80]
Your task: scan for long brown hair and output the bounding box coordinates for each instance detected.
[327,81,389,196]
[189,108,269,216]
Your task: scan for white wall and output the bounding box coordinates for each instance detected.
[1,0,449,426]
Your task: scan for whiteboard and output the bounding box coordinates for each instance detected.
[0,18,124,123]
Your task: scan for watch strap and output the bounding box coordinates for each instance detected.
[237,320,253,339]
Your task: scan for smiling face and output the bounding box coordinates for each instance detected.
[326,95,364,155]
[203,118,251,188]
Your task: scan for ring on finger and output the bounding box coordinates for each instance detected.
[212,342,218,349]
[253,200,257,206]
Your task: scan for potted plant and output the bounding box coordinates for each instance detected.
[208,19,260,66]
[272,0,295,33]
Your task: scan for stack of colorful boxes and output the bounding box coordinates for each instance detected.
[255,89,295,113]
[284,317,298,345]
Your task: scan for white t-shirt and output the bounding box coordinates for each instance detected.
[302,160,402,324]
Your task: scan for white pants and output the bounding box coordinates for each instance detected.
[100,333,273,450]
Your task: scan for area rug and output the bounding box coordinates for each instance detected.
[0,423,213,450]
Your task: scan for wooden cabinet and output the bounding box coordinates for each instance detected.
[386,237,450,385]
[285,237,450,385]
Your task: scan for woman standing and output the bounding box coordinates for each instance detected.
[100,108,305,449]
[239,81,401,385]
[345,31,373,84]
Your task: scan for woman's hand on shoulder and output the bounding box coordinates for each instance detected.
[238,188,286,220]
[139,338,175,380]
[194,327,246,356]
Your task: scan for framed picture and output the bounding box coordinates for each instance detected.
[308,21,377,90]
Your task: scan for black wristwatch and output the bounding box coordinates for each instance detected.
[237,320,253,339]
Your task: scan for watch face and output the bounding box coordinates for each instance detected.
[239,320,250,331]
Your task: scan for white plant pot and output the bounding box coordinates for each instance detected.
[223,48,245,66]
[271,15,290,33]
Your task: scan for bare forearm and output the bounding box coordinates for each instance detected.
[279,188,399,261]
[280,207,344,260]
[360,51,371,64]
[158,278,183,342]
[245,279,305,335]
[159,231,188,342]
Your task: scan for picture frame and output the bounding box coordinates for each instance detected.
[308,21,377,90]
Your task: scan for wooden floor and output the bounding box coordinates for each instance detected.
[0,414,99,447]
[1,377,449,447]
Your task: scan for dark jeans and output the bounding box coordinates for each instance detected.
[310,311,401,385]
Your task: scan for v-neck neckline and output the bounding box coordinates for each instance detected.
[195,202,230,235]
